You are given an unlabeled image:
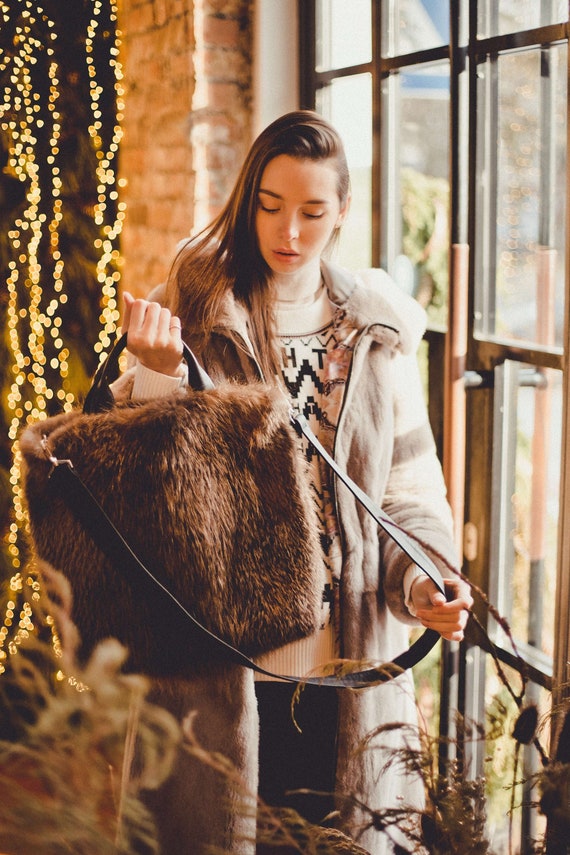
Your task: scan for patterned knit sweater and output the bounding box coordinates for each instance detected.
[254,284,356,681]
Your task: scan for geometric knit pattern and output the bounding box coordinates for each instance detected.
[275,304,356,668]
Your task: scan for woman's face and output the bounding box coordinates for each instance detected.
[255,154,348,276]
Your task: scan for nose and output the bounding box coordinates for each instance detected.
[279,215,299,242]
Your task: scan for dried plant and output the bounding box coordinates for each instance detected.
[329,719,490,855]
[0,563,181,855]
[255,808,371,854]
[2,560,570,855]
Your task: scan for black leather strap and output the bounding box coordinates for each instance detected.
[45,456,440,687]
[45,333,447,687]
[291,411,446,595]
[83,332,214,414]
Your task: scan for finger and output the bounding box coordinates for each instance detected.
[129,300,161,338]
[417,600,470,620]
[416,598,470,621]
[420,609,471,636]
[155,307,180,343]
[420,615,468,640]
[428,595,472,613]
[425,620,467,641]
[440,628,466,642]
[410,575,440,611]
[444,578,474,608]
[168,314,182,336]
[122,291,135,333]
[436,594,473,614]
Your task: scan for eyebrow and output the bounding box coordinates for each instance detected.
[258,188,329,205]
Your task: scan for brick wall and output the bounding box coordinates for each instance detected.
[118,0,254,296]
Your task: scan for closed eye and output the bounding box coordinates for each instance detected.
[259,202,280,214]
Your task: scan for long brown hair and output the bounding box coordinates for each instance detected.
[166,110,350,378]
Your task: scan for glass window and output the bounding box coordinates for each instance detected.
[488,361,562,669]
[477,1,568,39]
[383,62,450,325]
[474,45,567,351]
[315,0,372,71]
[481,659,549,849]
[316,73,372,269]
[383,0,449,57]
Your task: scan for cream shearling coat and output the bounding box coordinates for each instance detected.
[126,260,460,855]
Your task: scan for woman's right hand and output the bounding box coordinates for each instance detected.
[122,291,184,377]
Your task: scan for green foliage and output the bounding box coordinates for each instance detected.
[401,166,449,327]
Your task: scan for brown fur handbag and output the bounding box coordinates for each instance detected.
[20,344,325,678]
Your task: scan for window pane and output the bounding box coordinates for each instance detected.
[383,63,449,325]
[383,0,449,57]
[316,74,372,269]
[474,46,567,351]
[478,0,568,38]
[488,361,561,668]
[316,0,372,71]
[482,657,549,849]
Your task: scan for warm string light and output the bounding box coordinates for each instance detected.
[87,0,124,356]
[2,2,58,666]
[0,0,124,673]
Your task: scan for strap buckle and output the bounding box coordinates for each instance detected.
[40,435,73,473]
[289,407,305,437]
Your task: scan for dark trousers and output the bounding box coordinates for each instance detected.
[255,681,339,826]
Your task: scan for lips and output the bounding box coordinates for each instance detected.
[273,248,300,260]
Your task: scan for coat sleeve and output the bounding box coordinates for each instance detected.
[380,346,460,622]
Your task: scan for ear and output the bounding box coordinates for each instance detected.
[336,192,352,228]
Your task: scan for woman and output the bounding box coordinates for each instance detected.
[119,111,472,854]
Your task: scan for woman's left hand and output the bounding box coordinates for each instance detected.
[410,576,473,642]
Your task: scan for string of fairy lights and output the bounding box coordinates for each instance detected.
[0,0,124,673]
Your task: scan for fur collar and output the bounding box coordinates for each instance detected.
[149,260,427,357]
[321,260,427,355]
[212,260,427,356]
